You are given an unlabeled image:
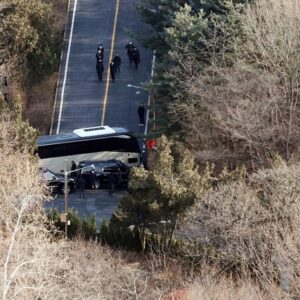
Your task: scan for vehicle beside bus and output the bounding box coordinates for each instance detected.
[40,168,75,195]
[78,159,130,190]
[37,126,141,174]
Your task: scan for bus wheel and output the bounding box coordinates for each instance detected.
[95,179,101,190]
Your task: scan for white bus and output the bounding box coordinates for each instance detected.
[37,126,141,173]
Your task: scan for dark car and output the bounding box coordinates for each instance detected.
[40,168,75,195]
[78,160,130,190]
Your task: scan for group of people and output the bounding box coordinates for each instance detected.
[71,161,120,199]
[95,41,141,82]
[124,41,140,69]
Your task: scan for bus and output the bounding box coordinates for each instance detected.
[37,126,141,173]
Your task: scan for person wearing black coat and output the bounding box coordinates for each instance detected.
[112,53,121,73]
[108,172,115,195]
[125,41,135,63]
[96,59,104,81]
[90,166,97,191]
[132,47,140,69]
[77,172,86,199]
[138,103,145,126]
[97,44,104,56]
[109,61,115,82]
[71,161,77,178]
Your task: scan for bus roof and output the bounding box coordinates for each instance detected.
[38,126,132,146]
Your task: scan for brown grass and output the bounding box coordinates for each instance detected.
[23,73,58,134]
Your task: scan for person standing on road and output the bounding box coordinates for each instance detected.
[112,53,121,73]
[132,47,140,69]
[96,49,104,61]
[110,61,115,82]
[108,172,115,195]
[77,171,86,199]
[96,59,104,81]
[71,161,77,178]
[97,44,104,58]
[125,41,135,64]
[90,165,96,191]
[138,103,145,126]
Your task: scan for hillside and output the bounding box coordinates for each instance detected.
[1,0,300,299]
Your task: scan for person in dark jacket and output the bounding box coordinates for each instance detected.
[108,172,115,195]
[96,49,104,61]
[77,172,86,199]
[109,61,115,82]
[125,41,135,63]
[97,44,104,56]
[112,53,121,73]
[90,165,96,191]
[96,59,104,81]
[71,161,77,178]
[132,47,140,69]
[138,103,145,126]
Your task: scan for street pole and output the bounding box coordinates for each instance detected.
[64,159,68,239]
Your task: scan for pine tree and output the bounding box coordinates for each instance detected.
[111,136,213,252]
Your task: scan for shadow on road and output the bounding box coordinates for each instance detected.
[44,190,123,225]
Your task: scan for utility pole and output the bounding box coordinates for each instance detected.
[64,159,68,238]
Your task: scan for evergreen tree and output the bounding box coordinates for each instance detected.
[111,136,213,252]
[0,0,61,84]
[139,0,246,137]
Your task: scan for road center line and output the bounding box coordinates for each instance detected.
[56,0,78,134]
[101,0,120,126]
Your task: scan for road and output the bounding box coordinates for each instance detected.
[44,190,123,225]
[51,0,153,134]
[48,0,153,220]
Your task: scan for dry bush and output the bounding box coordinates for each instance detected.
[178,158,300,297]
[23,73,58,134]
[61,241,162,300]
[0,115,65,300]
[187,277,265,300]
[185,265,267,300]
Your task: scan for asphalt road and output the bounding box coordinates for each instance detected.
[44,190,123,226]
[51,0,153,134]
[48,0,153,220]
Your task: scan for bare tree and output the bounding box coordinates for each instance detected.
[168,0,300,168]
[178,158,300,297]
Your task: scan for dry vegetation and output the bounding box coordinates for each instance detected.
[2,0,300,299]
[22,0,68,134]
[168,0,300,169]
[23,73,59,134]
[177,157,300,298]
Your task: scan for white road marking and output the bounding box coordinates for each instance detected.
[50,0,72,134]
[56,0,78,134]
